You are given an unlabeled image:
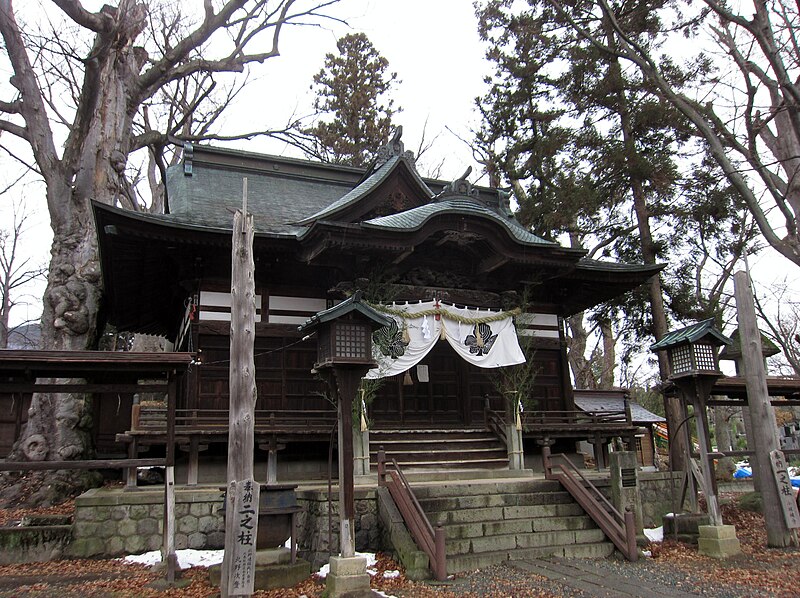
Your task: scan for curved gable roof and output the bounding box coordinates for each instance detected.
[361,198,556,247]
[295,155,434,225]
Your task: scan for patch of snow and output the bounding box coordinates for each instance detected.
[122,549,223,569]
[644,526,664,542]
[316,552,377,579]
[375,592,398,598]
[642,550,652,558]
[383,570,401,578]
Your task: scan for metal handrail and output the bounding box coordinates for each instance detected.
[377,448,447,581]
[543,447,638,561]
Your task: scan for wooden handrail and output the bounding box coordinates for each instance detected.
[523,409,630,426]
[542,447,638,562]
[484,402,508,448]
[377,448,447,581]
[132,406,337,432]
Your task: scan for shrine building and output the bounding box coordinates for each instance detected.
[93,132,661,481]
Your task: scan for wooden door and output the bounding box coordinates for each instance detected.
[370,341,462,426]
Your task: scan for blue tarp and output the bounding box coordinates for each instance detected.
[733,466,800,487]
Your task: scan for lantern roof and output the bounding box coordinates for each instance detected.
[718,328,781,361]
[298,291,391,334]
[650,318,733,352]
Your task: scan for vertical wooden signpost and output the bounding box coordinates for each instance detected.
[769,450,800,531]
[221,179,259,597]
[734,270,794,547]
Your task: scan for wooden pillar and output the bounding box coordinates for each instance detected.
[734,270,793,547]
[187,437,199,486]
[334,369,360,558]
[593,433,605,470]
[125,437,139,490]
[221,202,258,596]
[686,382,721,526]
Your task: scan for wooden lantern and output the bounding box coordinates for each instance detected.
[650,318,732,379]
[298,290,391,369]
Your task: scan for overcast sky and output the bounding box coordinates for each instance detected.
[226,0,491,178]
[3,0,491,327]
[3,0,799,337]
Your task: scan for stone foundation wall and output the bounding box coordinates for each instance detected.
[67,472,683,560]
[638,471,684,528]
[69,487,225,558]
[296,488,381,571]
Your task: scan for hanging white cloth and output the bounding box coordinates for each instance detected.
[366,300,525,379]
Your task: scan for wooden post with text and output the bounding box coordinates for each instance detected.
[221,179,259,596]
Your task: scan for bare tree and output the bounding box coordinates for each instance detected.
[0,202,45,348]
[548,0,800,268]
[0,0,342,502]
[753,279,800,376]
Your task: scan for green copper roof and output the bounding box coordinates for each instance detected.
[296,155,434,225]
[650,318,732,351]
[719,328,781,360]
[297,291,391,333]
[165,146,358,235]
[362,199,556,246]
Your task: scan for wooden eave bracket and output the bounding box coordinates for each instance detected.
[478,254,510,273]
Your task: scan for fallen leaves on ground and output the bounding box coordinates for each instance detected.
[0,498,75,526]
[646,497,800,597]
[0,493,798,597]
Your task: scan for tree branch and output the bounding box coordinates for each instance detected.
[0,118,28,141]
[0,0,62,191]
[50,0,112,32]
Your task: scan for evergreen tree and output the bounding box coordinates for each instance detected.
[304,33,400,167]
[474,0,758,471]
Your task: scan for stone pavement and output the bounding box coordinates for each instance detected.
[511,558,702,598]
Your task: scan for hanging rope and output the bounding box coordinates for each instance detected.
[366,300,520,325]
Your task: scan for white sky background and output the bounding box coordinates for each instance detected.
[1,0,798,371]
[222,0,490,175]
[1,0,490,327]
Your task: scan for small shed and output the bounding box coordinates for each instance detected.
[574,390,665,469]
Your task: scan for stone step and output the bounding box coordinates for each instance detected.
[444,527,606,554]
[371,447,508,463]
[386,457,510,470]
[372,445,507,459]
[433,503,587,532]
[445,542,615,575]
[430,505,597,528]
[376,469,535,483]
[417,490,575,511]
[444,519,605,548]
[411,479,561,498]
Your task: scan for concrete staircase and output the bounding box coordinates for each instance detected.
[413,479,615,574]
[370,429,509,471]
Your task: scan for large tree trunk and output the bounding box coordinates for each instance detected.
[3,2,146,505]
[601,14,689,472]
[713,404,736,480]
[567,312,597,389]
[597,316,616,389]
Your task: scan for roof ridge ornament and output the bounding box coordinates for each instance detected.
[437,166,480,199]
[375,126,414,166]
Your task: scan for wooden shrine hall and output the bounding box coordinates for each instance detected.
[93,132,662,482]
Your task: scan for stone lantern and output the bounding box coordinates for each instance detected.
[651,319,741,557]
[298,291,390,597]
